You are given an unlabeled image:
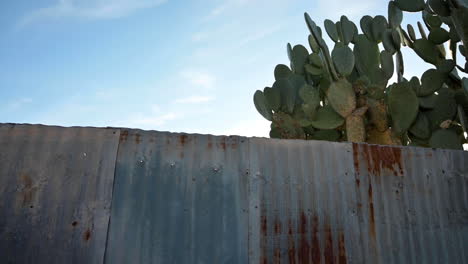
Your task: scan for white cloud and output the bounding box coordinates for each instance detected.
[180,70,216,89]
[174,96,215,104]
[131,112,179,127]
[6,98,33,111]
[19,0,167,26]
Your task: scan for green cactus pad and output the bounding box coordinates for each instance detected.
[253,90,273,121]
[287,43,293,62]
[371,15,388,43]
[428,0,450,17]
[388,82,419,135]
[311,129,342,141]
[292,45,309,74]
[380,50,395,79]
[360,16,374,41]
[391,29,402,50]
[264,87,281,112]
[340,16,356,45]
[420,69,446,96]
[436,59,455,73]
[423,11,442,28]
[407,24,417,41]
[409,112,431,139]
[308,35,320,53]
[429,129,463,150]
[428,27,450,44]
[382,30,397,54]
[324,19,340,42]
[331,44,355,76]
[274,64,292,80]
[310,105,345,129]
[388,1,403,28]
[427,88,457,129]
[409,76,422,95]
[305,64,323,75]
[273,79,295,114]
[326,78,356,117]
[394,0,425,12]
[299,84,321,118]
[419,94,437,109]
[413,39,440,64]
[353,34,380,76]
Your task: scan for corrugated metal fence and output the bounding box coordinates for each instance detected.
[0,124,467,263]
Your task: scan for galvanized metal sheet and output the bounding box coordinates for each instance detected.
[104,129,249,264]
[248,138,468,264]
[0,124,120,264]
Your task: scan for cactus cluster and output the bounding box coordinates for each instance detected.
[254,0,468,150]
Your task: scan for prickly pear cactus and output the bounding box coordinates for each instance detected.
[253,0,468,150]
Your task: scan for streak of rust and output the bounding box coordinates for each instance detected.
[324,224,335,264]
[352,143,360,173]
[358,144,403,176]
[338,232,347,264]
[261,214,267,236]
[119,130,129,141]
[288,220,296,264]
[311,215,321,264]
[207,142,213,149]
[368,184,376,240]
[135,133,141,144]
[273,248,281,264]
[219,142,227,150]
[84,229,91,241]
[179,135,188,146]
[355,178,360,187]
[20,174,36,206]
[274,216,282,235]
[298,212,310,263]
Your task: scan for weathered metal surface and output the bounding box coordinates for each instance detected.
[248,138,468,263]
[104,129,249,264]
[0,124,120,264]
[1,123,467,263]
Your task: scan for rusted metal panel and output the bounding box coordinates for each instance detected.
[248,138,358,264]
[104,129,249,264]
[0,124,120,264]
[249,138,468,264]
[1,123,467,264]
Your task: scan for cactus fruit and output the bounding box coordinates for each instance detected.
[254,0,468,149]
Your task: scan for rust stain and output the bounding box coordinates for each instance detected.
[84,229,91,241]
[338,232,347,264]
[274,217,282,235]
[261,214,267,236]
[355,178,360,187]
[273,248,281,264]
[311,215,321,264]
[364,144,403,176]
[135,133,141,144]
[119,130,129,141]
[352,143,360,173]
[20,174,36,206]
[179,135,188,146]
[324,224,335,264]
[219,142,227,150]
[298,212,310,263]
[288,220,296,264]
[368,184,376,240]
[207,142,213,149]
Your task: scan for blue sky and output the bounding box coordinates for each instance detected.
[0,0,443,136]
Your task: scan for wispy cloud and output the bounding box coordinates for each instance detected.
[19,0,167,27]
[6,98,33,111]
[174,96,215,104]
[180,70,216,89]
[131,112,179,127]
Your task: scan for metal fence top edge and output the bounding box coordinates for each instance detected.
[1,123,466,153]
